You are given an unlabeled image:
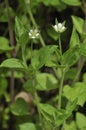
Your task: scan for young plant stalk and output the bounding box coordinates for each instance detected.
[58,69,65,109]
[58,36,65,109]
[30,39,42,126]
[30,40,33,59]
[22,45,27,67]
[58,35,62,55]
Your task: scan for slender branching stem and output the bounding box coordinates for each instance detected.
[58,34,65,109]
[58,69,65,109]
[59,35,62,55]
[30,40,33,59]
[22,46,27,67]
[73,57,85,83]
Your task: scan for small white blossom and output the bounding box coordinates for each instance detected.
[53,22,66,33]
[28,29,39,39]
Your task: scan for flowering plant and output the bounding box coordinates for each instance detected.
[0,0,86,130]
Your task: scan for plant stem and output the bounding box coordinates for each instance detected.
[30,40,42,125]
[34,91,42,122]
[30,40,33,59]
[73,57,85,83]
[58,69,65,109]
[58,34,64,109]
[5,0,15,103]
[59,35,62,55]
[22,46,27,67]
[25,3,45,47]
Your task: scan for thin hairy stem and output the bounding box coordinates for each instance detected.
[58,69,65,109]
[59,35,62,55]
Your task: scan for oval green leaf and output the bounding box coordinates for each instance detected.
[10,98,29,116]
[0,58,26,69]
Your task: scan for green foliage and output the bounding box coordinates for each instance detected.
[76,112,86,130]
[47,27,59,41]
[10,98,29,116]
[15,17,29,45]
[69,27,80,48]
[0,58,26,69]
[0,77,8,96]
[72,16,86,35]
[0,6,15,22]
[35,73,58,90]
[31,45,58,69]
[39,100,77,127]
[19,123,37,130]
[63,82,86,106]
[0,0,86,130]
[64,121,77,130]
[0,37,13,52]
[79,42,86,57]
[36,0,67,11]
[61,0,81,6]
[61,45,80,67]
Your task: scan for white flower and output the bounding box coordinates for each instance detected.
[53,22,66,33]
[28,29,39,39]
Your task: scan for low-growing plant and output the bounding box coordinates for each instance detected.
[0,0,86,130]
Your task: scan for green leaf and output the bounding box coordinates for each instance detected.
[37,0,62,6]
[39,103,56,116]
[35,73,58,90]
[69,27,80,48]
[76,112,86,130]
[47,27,59,40]
[79,42,86,57]
[63,82,86,106]
[72,16,85,35]
[39,103,56,123]
[39,103,75,127]
[0,37,13,52]
[5,71,24,78]
[31,45,58,69]
[66,99,77,114]
[19,123,36,130]
[61,0,81,6]
[55,109,71,127]
[23,79,35,92]
[37,0,66,11]
[10,98,29,116]
[15,17,28,45]
[55,100,77,127]
[0,77,8,96]
[83,73,86,84]
[15,16,25,39]
[64,68,78,80]
[62,45,80,67]
[64,121,77,130]
[0,58,26,69]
